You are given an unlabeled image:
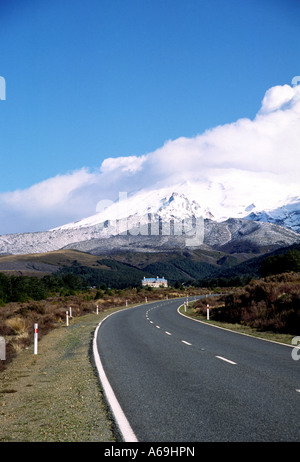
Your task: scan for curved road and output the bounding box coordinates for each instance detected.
[95,297,300,442]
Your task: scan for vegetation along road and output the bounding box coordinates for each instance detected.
[96,296,300,442]
[0,309,118,442]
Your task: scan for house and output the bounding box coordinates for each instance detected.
[142,276,168,288]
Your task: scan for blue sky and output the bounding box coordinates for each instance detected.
[0,0,300,233]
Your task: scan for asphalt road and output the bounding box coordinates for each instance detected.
[96,297,300,442]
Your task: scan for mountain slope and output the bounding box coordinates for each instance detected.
[245,196,300,233]
[62,217,300,255]
[0,189,299,256]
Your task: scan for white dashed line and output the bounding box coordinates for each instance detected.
[165,331,172,336]
[215,355,237,365]
[181,340,192,346]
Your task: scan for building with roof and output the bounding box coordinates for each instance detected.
[142,276,168,288]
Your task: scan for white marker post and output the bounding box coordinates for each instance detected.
[184,302,187,312]
[66,311,69,327]
[207,304,210,320]
[34,323,38,355]
[96,305,99,315]
[69,307,72,318]
[126,299,128,307]
[145,297,147,303]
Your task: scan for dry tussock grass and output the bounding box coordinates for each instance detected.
[5,317,27,335]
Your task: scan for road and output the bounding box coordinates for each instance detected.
[95,297,300,442]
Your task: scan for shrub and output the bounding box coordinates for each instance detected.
[210,273,300,334]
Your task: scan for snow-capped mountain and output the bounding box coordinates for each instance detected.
[52,186,212,233]
[0,184,299,255]
[245,196,300,234]
[51,180,269,233]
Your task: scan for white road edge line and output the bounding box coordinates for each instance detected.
[177,304,295,349]
[216,355,237,365]
[93,313,138,443]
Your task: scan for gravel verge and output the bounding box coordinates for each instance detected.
[0,307,124,442]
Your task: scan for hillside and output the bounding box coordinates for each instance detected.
[198,243,300,286]
[0,249,109,275]
[0,243,299,289]
[0,247,251,286]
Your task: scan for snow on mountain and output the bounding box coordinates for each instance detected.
[51,180,266,233]
[0,181,299,256]
[52,185,209,232]
[245,196,300,233]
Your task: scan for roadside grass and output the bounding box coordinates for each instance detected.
[179,303,295,346]
[0,305,134,442]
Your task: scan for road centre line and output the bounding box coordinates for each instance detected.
[181,340,192,346]
[216,355,237,365]
[147,307,240,365]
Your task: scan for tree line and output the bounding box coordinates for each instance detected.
[0,272,84,305]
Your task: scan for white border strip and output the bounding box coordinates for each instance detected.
[93,311,138,442]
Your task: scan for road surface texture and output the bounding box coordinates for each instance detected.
[95,297,300,442]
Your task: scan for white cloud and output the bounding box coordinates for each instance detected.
[0,169,100,233]
[1,168,95,209]
[259,84,295,114]
[100,155,147,174]
[147,85,300,180]
[0,83,300,234]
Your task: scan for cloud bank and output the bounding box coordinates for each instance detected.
[1,83,300,234]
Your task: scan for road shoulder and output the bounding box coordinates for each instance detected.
[0,311,118,442]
